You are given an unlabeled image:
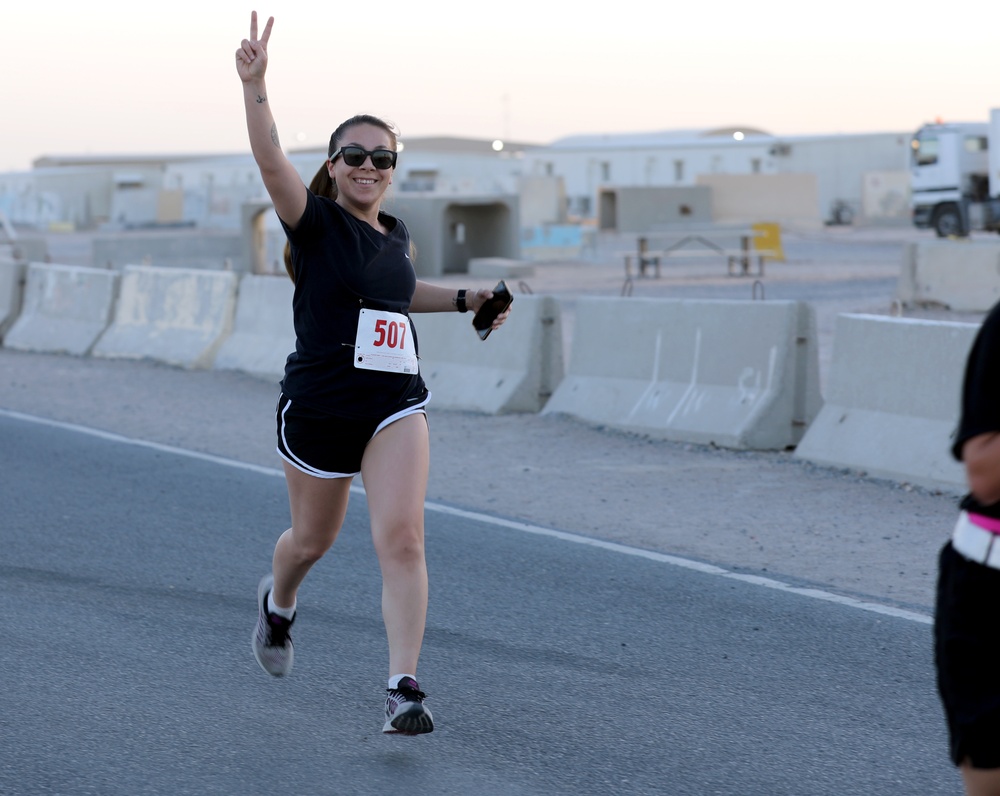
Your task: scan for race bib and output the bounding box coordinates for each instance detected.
[353,309,419,374]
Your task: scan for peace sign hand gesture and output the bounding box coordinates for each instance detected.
[235,11,274,83]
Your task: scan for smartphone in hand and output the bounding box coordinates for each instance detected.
[472,280,514,340]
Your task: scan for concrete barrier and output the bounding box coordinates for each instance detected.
[415,294,563,414]
[3,263,118,356]
[794,313,977,493]
[897,240,1000,312]
[0,236,48,264]
[92,229,244,272]
[92,265,238,369]
[213,274,295,381]
[0,258,26,342]
[541,297,821,450]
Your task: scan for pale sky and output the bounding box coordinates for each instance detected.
[6,1,998,173]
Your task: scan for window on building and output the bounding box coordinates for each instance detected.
[751,158,761,174]
[600,161,611,182]
[401,169,438,192]
[645,156,657,184]
[965,135,989,153]
[673,160,684,182]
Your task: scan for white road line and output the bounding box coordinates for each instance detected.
[1,408,933,626]
[426,502,933,625]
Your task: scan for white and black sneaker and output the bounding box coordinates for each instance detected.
[383,677,434,735]
[252,574,294,677]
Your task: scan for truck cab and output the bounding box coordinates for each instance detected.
[910,121,991,236]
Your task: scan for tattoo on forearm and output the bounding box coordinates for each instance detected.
[270,124,280,148]
[255,94,267,104]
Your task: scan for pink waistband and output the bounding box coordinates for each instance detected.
[967,512,1000,533]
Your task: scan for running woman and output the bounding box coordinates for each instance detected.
[236,11,510,735]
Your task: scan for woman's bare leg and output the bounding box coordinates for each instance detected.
[272,461,352,608]
[361,413,430,677]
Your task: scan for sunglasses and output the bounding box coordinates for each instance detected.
[330,146,397,170]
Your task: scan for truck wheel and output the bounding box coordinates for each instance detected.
[933,206,965,237]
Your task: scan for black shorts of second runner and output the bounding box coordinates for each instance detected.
[275,392,430,478]
[935,541,1000,768]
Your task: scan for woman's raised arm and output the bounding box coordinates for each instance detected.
[235,11,307,228]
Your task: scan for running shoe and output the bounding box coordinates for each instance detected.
[252,574,294,677]
[383,676,434,735]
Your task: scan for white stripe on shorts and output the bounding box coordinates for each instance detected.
[277,395,430,479]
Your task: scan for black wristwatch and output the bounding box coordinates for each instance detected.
[455,289,468,313]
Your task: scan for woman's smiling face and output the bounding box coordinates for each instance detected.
[327,123,395,216]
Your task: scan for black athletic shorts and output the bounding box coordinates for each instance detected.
[275,392,428,478]
[935,541,1000,768]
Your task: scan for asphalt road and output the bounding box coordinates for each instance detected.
[1,225,972,794]
[0,411,960,795]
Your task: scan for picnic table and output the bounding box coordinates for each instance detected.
[620,224,784,278]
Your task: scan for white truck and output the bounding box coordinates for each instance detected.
[910,110,1000,237]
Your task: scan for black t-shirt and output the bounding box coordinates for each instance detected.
[278,192,428,418]
[953,301,1000,517]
